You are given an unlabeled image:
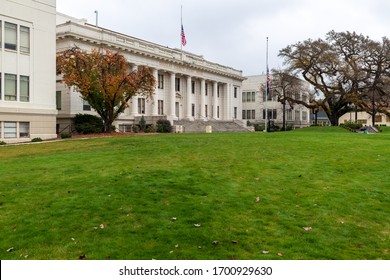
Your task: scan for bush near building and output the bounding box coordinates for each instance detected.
[74,114,104,134]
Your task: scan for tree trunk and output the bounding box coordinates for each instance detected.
[104,119,113,133]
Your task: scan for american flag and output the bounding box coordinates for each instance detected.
[181,24,187,46]
[266,66,270,96]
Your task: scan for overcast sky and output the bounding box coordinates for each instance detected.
[57,0,389,76]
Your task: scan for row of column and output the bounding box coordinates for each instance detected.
[129,65,236,122]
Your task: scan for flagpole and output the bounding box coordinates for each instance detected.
[181,5,183,53]
[265,37,269,132]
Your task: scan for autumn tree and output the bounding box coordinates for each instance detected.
[279,31,390,126]
[57,47,156,132]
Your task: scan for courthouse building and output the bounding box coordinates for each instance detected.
[56,13,246,133]
[0,0,57,143]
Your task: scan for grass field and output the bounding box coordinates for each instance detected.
[0,127,389,260]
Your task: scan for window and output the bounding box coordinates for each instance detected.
[295,110,300,121]
[217,85,220,98]
[5,22,17,51]
[20,76,29,102]
[56,91,62,110]
[302,111,308,121]
[0,122,2,138]
[0,73,2,100]
[205,84,208,96]
[242,92,246,103]
[246,92,251,102]
[192,81,195,94]
[287,109,293,121]
[234,107,237,119]
[5,74,17,101]
[20,26,30,53]
[205,105,208,118]
[158,100,164,115]
[83,99,91,111]
[217,106,220,118]
[0,21,2,49]
[263,109,277,120]
[252,92,256,102]
[138,98,145,114]
[192,104,195,117]
[158,74,164,89]
[175,77,181,92]
[252,110,256,120]
[4,122,17,138]
[19,122,30,138]
[234,87,238,98]
[375,115,383,123]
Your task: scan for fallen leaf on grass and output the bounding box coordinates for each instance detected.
[194,224,201,228]
[262,250,269,254]
[212,240,219,245]
[278,252,283,257]
[303,227,312,231]
[256,197,261,203]
[171,217,177,222]
[6,247,14,252]
[100,224,105,229]
[232,240,238,244]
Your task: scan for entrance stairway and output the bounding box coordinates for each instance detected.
[173,119,252,133]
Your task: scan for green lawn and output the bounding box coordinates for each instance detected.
[0,127,389,260]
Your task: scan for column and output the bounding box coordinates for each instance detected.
[168,72,177,122]
[213,81,218,119]
[185,76,192,120]
[225,83,232,121]
[130,64,138,118]
[151,68,159,116]
[200,79,206,120]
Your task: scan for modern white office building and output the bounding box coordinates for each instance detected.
[56,13,246,134]
[0,0,57,143]
[242,75,311,129]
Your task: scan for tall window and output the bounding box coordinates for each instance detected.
[158,74,164,89]
[0,21,2,49]
[19,122,30,138]
[158,100,164,115]
[4,122,17,138]
[138,98,145,114]
[5,74,17,101]
[234,87,238,98]
[192,104,195,117]
[205,84,208,96]
[0,73,2,100]
[5,22,17,51]
[192,81,195,94]
[242,92,246,103]
[20,76,29,102]
[252,92,256,102]
[20,26,30,53]
[175,77,181,92]
[234,107,237,119]
[56,91,62,110]
[205,105,208,118]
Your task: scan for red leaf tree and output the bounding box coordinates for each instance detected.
[57,47,156,132]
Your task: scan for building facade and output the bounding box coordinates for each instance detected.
[56,14,245,133]
[242,75,311,129]
[0,0,57,143]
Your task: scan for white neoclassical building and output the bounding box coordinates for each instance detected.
[0,0,57,143]
[242,75,311,129]
[56,13,246,133]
